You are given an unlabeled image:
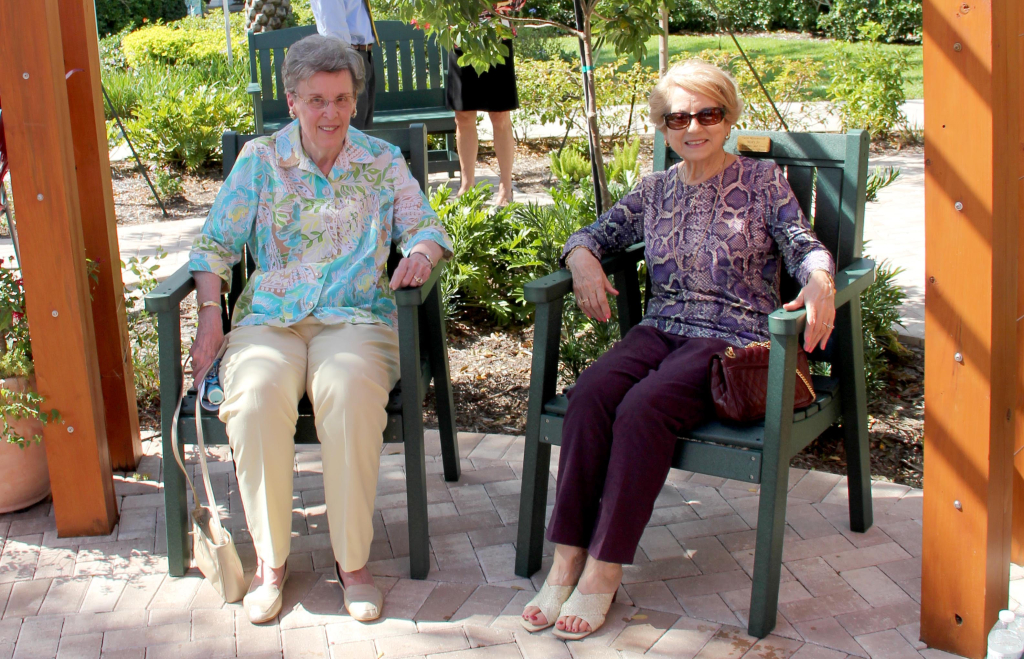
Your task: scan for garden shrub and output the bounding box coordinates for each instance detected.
[859,255,909,393]
[818,0,922,43]
[122,253,166,410]
[866,166,901,202]
[513,57,656,145]
[122,23,247,68]
[99,27,132,70]
[429,184,536,324]
[550,148,591,184]
[825,23,908,137]
[127,83,253,171]
[678,50,825,132]
[95,0,188,37]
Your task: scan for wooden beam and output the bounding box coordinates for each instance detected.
[1013,0,1024,568]
[0,0,118,535]
[58,0,142,471]
[921,0,1021,656]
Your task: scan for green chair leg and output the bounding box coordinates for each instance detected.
[515,299,563,579]
[398,303,430,580]
[162,430,190,577]
[423,285,460,483]
[514,431,551,578]
[747,332,799,638]
[835,300,873,532]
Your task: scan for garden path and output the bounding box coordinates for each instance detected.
[0,431,976,659]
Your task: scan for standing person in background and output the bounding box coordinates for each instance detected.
[309,0,378,129]
[446,0,525,206]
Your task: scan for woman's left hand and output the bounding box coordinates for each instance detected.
[783,270,836,352]
[390,251,434,290]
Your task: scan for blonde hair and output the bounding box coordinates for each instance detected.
[649,59,743,132]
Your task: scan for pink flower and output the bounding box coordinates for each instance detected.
[12,312,23,323]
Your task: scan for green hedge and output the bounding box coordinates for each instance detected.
[122,22,247,68]
[95,0,188,38]
[506,0,921,43]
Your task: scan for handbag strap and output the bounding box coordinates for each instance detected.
[169,356,228,541]
[169,356,203,514]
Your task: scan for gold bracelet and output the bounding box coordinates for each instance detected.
[565,245,592,269]
[411,251,435,270]
[814,269,836,297]
[198,300,221,312]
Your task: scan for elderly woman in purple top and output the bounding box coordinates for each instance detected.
[520,60,837,641]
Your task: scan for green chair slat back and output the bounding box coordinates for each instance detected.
[515,129,875,639]
[145,123,458,582]
[246,22,459,175]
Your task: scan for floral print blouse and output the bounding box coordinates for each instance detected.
[189,121,453,329]
[562,157,834,346]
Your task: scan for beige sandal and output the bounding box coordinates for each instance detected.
[552,588,617,641]
[337,564,383,622]
[520,582,575,632]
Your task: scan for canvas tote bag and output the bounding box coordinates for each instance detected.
[170,356,247,603]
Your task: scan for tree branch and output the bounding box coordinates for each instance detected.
[501,15,580,35]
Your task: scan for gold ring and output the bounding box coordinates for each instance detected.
[414,276,424,284]
[580,298,589,304]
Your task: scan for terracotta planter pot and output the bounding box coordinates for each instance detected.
[0,376,51,514]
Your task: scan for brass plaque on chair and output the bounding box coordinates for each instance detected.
[736,136,772,153]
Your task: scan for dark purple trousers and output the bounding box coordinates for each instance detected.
[546,325,731,564]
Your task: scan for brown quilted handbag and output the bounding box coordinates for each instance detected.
[710,342,816,423]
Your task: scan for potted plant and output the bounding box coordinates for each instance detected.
[0,257,60,513]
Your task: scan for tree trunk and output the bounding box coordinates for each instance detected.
[660,3,669,77]
[580,31,612,212]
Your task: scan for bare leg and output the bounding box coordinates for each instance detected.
[337,563,376,587]
[521,544,587,627]
[454,110,479,195]
[557,556,622,634]
[253,558,287,588]
[488,111,515,205]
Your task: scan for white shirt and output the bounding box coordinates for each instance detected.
[309,0,375,45]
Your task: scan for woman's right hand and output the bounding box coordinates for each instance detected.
[190,305,225,382]
[567,248,618,322]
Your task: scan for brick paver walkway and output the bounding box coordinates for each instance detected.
[0,431,969,659]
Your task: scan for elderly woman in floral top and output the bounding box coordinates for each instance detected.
[188,35,452,626]
[520,60,836,641]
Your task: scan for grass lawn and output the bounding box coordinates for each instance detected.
[538,34,924,100]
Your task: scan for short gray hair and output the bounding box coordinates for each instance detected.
[283,35,365,97]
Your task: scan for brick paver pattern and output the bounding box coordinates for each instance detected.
[0,431,965,659]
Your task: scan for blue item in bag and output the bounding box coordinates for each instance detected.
[200,357,225,412]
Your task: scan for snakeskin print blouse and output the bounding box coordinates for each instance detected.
[561,157,834,346]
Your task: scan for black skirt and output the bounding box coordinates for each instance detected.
[446,39,520,113]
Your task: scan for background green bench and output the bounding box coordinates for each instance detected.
[246,22,459,176]
[513,129,875,638]
[145,123,458,581]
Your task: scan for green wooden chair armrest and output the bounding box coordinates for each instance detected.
[246,83,262,96]
[394,261,445,307]
[768,258,876,336]
[523,243,646,304]
[144,263,197,314]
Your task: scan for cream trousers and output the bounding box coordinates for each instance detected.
[218,316,400,571]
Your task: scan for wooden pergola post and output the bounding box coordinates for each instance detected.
[58,0,142,471]
[1012,1,1024,568]
[920,0,1021,656]
[0,0,118,535]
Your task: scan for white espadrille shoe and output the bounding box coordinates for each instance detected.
[520,582,575,632]
[552,588,617,640]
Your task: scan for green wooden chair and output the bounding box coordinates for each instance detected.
[144,124,459,581]
[513,129,876,638]
[246,22,459,175]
